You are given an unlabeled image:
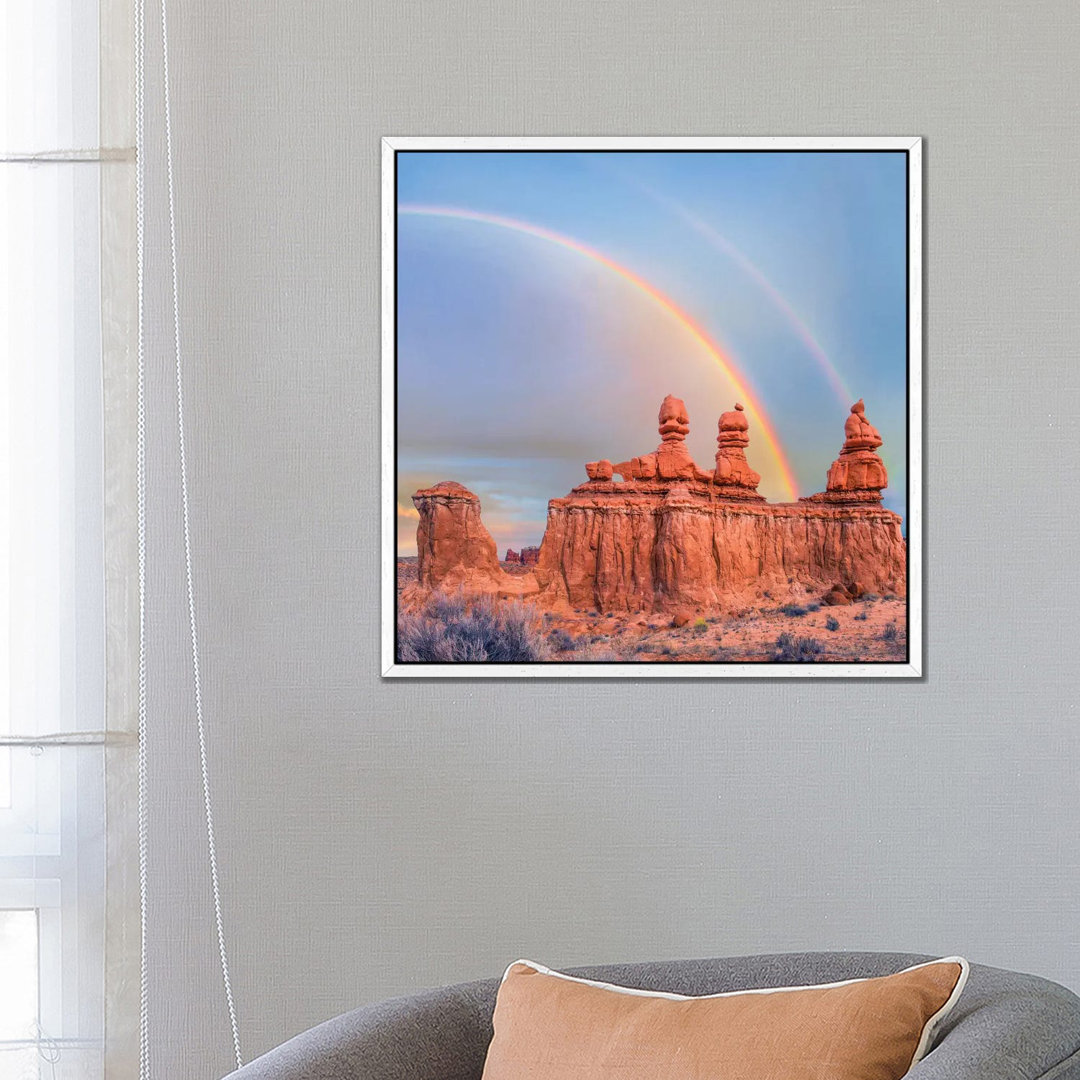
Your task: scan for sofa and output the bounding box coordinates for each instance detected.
[223,951,1080,1079]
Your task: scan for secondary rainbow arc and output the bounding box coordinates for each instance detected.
[641,187,855,406]
[398,203,800,501]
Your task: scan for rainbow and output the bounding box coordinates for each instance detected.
[398,204,800,501]
[631,183,854,406]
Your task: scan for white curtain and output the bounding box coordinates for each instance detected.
[1,2,137,1078]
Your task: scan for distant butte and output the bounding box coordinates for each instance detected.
[409,397,905,613]
[505,547,540,566]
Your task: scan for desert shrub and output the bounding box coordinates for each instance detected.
[586,647,620,662]
[882,622,899,641]
[825,616,840,632]
[807,601,821,612]
[589,634,609,644]
[398,592,549,662]
[693,618,708,632]
[861,593,880,603]
[774,633,825,662]
[854,609,868,621]
[546,627,577,652]
[659,644,677,656]
[781,604,808,617]
[883,593,896,601]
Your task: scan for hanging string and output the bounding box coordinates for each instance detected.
[134,0,243,1069]
[133,0,151,1072]
[158,0,244,1068]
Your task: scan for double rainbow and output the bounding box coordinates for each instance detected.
[399,204,800,501]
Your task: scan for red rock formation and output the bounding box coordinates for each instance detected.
[611,395,714,484]
[805,399,889,505]
[822,581,868,606]
[504,546,540,565]
[504,546,541,566]
[532,483,905,613]
[410,396,906,614]
[713,403,764,501]
[411,482,535,599]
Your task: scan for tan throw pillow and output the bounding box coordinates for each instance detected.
[481,957,968,1080]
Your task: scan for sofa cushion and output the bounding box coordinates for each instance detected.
[481,956,968,1080]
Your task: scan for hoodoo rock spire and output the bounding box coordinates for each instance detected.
[804,398,889,505]
[713,402,764,501]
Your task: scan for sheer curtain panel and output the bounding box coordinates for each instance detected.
[1,2,138,1078]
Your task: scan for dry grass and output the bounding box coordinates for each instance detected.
[397,592,548,662]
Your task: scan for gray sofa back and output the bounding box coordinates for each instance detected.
[225,951,1080,1080]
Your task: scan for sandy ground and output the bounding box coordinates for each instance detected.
[396,559,908,664]
[536,596,907,664]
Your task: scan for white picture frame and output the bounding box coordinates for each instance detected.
[382,136,922,678]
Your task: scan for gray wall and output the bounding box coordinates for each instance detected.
[139,2,1080,1076]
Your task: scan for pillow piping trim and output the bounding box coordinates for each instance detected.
[908,957,969,1066]
[500,956,970,1069]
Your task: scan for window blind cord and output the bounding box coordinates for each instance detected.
[134,0,151,1073]
[159,0,244,1068]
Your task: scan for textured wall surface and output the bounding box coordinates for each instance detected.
[137,2,1080,1076]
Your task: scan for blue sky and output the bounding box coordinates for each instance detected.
[396,150,908,555]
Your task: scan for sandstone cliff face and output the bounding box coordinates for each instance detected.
[409,397,905,614]
[531,479,905,612]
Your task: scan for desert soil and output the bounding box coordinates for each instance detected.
[396,558,908,664]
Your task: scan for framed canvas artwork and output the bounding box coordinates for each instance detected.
[381,137,921,677]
